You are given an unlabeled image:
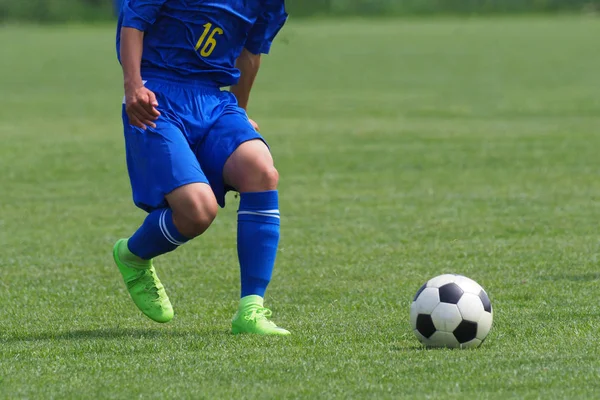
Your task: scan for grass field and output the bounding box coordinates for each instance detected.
[1,16,600,399]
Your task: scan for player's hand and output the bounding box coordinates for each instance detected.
[249,118,259,131]
[125,84,161,130]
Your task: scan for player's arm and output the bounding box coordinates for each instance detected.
[231,4,288,129]
[121,27,160,130]
[230,48,261,120]
[119,0,167,129]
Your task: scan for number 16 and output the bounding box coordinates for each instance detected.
[195,23,223,57]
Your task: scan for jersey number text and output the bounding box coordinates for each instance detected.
[194,23,223,57]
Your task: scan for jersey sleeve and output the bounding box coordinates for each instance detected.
[245,3,288,55]
[121,0,168,32]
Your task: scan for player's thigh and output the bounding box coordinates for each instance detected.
[195,105,268,205]
[123,108,208,212]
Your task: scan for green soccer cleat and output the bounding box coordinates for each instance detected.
[112,239,174,323]
[231,295,290,336]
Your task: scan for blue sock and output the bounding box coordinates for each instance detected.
[128,208,189,260]
[237,191,280,298]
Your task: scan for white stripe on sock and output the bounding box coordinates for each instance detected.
[158,210,179,245]
[159,209,186,246]
[237,211,281,219]
[237,209,280,215]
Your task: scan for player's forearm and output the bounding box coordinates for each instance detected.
[231,49,261,110]
[120,27,145,90]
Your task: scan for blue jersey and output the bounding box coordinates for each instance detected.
[117,0,287,87]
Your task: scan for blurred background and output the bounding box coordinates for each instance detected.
[1,0,599,22]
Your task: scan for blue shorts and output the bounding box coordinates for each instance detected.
[122,79,264,212]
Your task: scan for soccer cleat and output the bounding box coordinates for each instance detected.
[112,239,174,323]
[231,295,290,335]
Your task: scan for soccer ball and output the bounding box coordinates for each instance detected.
[410,274,493,348]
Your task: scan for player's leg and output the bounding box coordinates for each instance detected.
[223,140,280,298]
[196,100,289,335]
[223,140,289,335]
[115,106,214,323]
[121,182,216,263]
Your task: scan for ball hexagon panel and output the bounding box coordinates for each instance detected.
[416,314,436,338]
[477,311,493,340]
[454,275,483,295]
[412,287,440,314]
[479,290,492,313]
[427,274,456,288]
[453,320,478,343]
[438,282,464,304]
[431,303,462,332]
[428,331,459,348]
[456,293,484,322]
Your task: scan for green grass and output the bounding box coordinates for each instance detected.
[1,16,600,399]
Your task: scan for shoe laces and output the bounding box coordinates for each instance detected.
[244,307,276,326]
[127,269,161,296]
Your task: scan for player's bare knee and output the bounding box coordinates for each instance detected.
[261,165,279,190]
[185,203,217,237]
[171,188,218,238]
[239,164,279,193]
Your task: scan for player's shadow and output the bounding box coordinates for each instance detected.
[0,327,203,343]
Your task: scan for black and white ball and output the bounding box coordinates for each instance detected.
[410,274,493,348]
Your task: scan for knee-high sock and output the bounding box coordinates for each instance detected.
[237,191,280,298]
[127,208,189,260]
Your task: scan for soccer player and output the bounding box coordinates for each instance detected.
[113,0,289,335]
